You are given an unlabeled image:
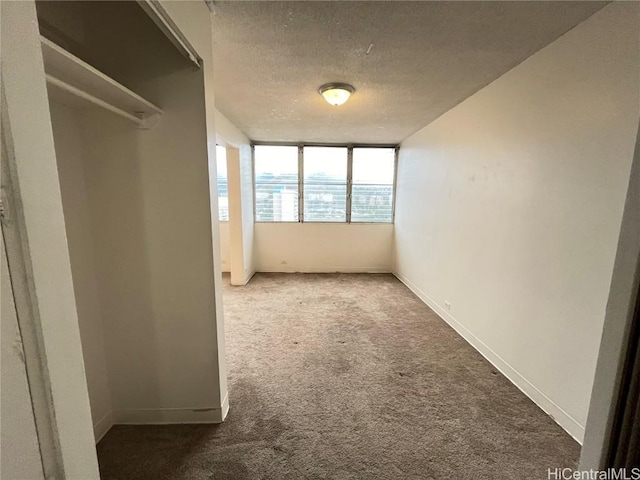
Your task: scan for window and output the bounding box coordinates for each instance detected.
[351,148,395,223]
[216,145,228,221]
[253,145,396,223]
[303,147,347,222]
[254,145,299,222]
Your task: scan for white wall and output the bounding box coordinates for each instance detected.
[219,222,231,272]
[255,223,393,273]
[51,104,113,441]
[215,108,255,284]
[216,109,250,148]
[239,144,255,281]
[76,65,227,423]
[162,0,229,418]
[393,3,640,443]
[580,119,640,468]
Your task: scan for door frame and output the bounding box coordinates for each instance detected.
[580,120,640,468]
[1,1,100,477]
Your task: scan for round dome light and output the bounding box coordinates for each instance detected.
[318,83,355,106]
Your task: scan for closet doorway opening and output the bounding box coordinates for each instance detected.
[35,0,228,460]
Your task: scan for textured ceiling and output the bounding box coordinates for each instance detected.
[211,1,605,144]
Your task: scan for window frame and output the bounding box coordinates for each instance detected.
[252,144,301,223]
[302,145,349,223]
[252,143,398,224]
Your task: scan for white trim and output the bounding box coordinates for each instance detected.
[93,411,114,444]
[393,270,586,444]
[580,96,640,468]
[113,394,229,425]
[2,2,100,476]
[242,270,256,285]
[257,267,392,274]
[219,392,230,422]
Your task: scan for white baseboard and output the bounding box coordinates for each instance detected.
[113,393,229,425]
[256,266,392,274]
[93,410,114,443]
[393,270,585,444]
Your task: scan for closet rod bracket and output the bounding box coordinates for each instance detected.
[135,113,161,130]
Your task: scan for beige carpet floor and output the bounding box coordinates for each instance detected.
[97,273,580,479]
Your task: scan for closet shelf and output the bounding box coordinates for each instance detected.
[41,37,163,128]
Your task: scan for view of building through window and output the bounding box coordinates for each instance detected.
[254,145,396,223]
[254,146,299,222]
[352,148,395,222]
[303,147,348,222]
[216,145,229,221]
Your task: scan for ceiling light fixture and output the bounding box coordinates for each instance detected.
[318,83,355,106]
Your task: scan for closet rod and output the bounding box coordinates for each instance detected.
[137,0,202,68]
[46,75,144,126]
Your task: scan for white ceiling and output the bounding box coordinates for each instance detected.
[211,1,605,144]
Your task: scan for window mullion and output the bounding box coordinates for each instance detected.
[251,144,256,221]
[347,146,353,224]
[392,146,399,223]
[298,145,304,223]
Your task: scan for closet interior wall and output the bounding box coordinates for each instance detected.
[38,1,226,441]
